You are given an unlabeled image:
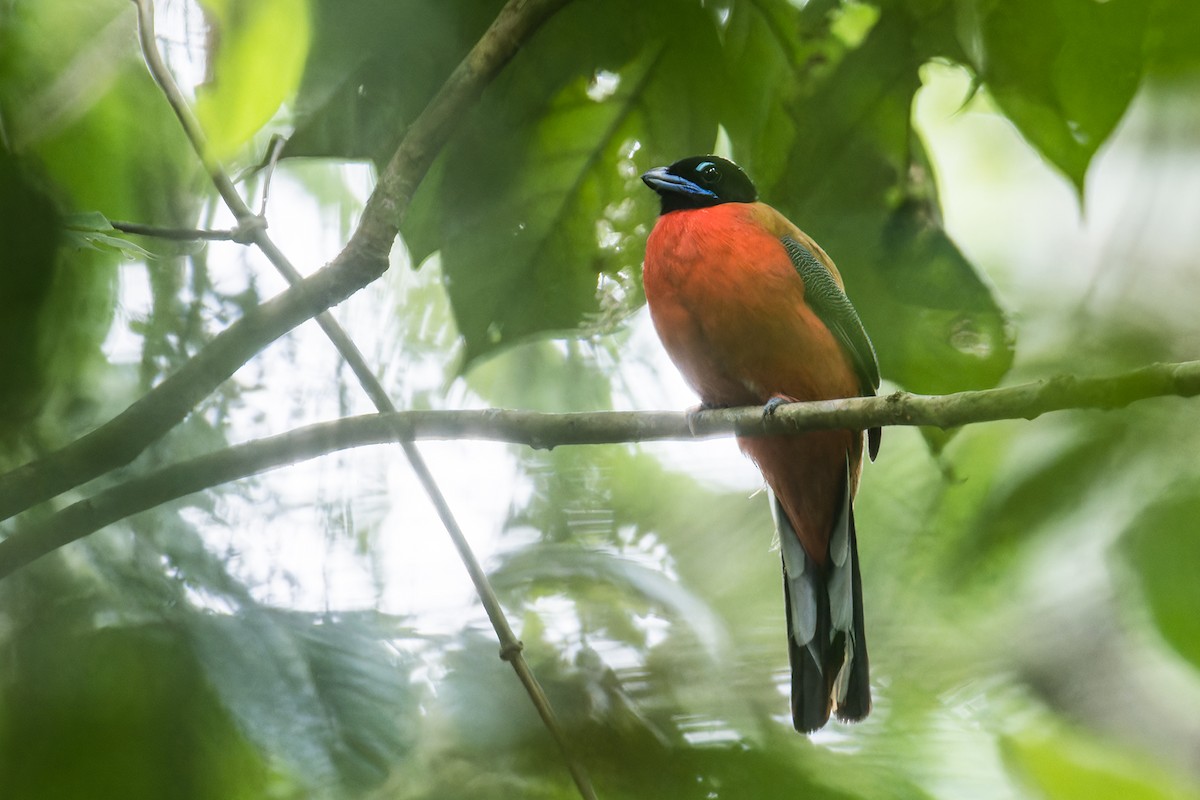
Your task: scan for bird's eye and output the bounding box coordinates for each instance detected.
[695,161,720,184]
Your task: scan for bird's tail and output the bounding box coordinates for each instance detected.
[775,461,871,732]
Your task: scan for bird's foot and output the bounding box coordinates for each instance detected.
[762,394,798,417]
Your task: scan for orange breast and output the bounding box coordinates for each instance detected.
[643,201,862,563]
[643,202,858,407]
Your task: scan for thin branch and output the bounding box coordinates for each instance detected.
[255,135,286,217]
[110,220,237,240]
[4,359,1198,584]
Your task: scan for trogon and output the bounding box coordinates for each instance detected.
[641,155,880,732]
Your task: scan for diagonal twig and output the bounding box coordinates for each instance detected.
[122,1,594,798]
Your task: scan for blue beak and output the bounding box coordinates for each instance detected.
[641,166,716,198]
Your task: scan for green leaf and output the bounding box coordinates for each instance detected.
[937,418,1125,581]
[185,608,418,794]
[0,0,196,222]
[1002,723,1200,800]
[62,210,114,231]
[1146,0,1200,78]
[284,0,503,163]
[63,216,157,260]
[403,0,722,368]
[977,0,1150,194]
[466,339,616,412]
[718,0,803,183]
[1119,482,1200,671]
[0,624,270,800]
[872,193,1014,393]
[196,0,311,159]
[285,613,420,789]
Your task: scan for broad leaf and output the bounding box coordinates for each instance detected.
[196,0,311,159]
[285,0,503,163]
[1119,484,1200,672]
[0,623,268,800]
[976,0,1150,194]
[403,0,723,368]
[185,608,418,793]
[1146,0,1200,78]
[0,0,195,220]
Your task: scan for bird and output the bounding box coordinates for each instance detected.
[640,155,881,732]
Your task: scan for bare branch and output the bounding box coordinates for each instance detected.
[4,359,1197,583]
[109,220,237,241]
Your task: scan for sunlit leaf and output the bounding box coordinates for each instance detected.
[61,212,178,265]
[196,0,311,159]
[0,0,196,220]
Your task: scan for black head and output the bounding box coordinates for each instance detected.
[641,155,758,214]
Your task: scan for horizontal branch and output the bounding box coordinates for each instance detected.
[110,220,237,241]
[2,359,1197,581]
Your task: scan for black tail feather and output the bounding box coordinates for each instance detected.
[784,561,833,733]
[782,505,871,732]
[834,511,871,722]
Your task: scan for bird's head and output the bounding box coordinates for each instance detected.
[641,155,758,214]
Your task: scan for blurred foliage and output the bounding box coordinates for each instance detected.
[2,0,1200,799]
[1120,483,1200,672]
[0,150,61,440]
[0,0,193,454]
[0,619,271,800]
[1002,721,1200,800]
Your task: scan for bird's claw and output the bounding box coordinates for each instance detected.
[762,395,796,417]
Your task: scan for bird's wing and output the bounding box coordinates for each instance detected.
[780,236,879,394]
[781,235,882,458]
